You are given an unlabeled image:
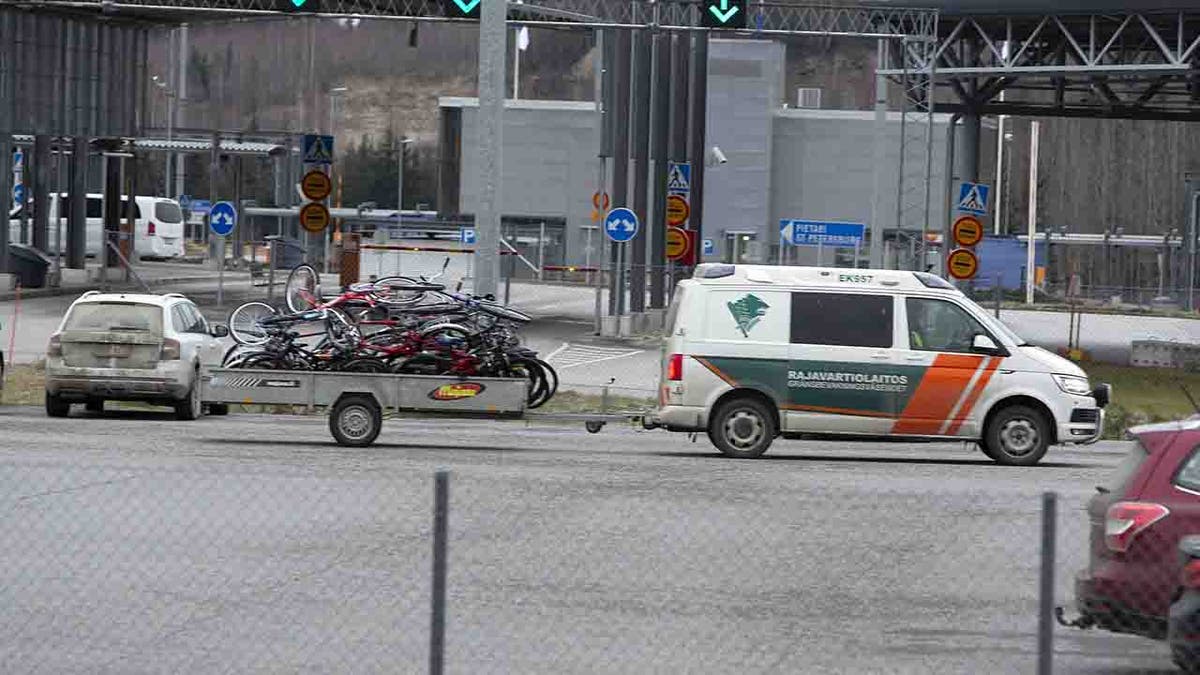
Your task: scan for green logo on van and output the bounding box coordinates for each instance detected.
[727,294,769,337]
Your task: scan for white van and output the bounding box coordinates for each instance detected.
[8,194,186,259]
[652,264,1110,465]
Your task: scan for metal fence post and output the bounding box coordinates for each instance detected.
[430,470,449,675]
[267,238,277,303]
[1038,491,1057,675]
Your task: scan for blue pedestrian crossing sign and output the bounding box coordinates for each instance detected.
[302,134,335,165]
[460,227,476,245]
[208,201,237,237]
[604,207,639,243]
[667,162,691,193]
[956,181,991,216]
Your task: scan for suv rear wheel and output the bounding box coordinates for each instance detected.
[85,399,104,413]
[983,404,1051,466]
[45,392,70,418]
[707,396,777,459]
[174,374,202,421]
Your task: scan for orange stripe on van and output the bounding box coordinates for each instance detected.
[891,354,984,435]
[693,356,739,387]
[945,357,1001,436]
[782,404,895,419]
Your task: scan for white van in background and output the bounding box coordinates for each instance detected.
[8,194,186,259]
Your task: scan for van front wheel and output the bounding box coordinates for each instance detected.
[983,405,1051,466]
[708,396,776,459]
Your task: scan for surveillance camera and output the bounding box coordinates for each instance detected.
[710,146,728,165]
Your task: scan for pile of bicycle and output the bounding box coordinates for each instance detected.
[222,261,558,408]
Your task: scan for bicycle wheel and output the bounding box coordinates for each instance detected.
[535,358,559,401]
[286,264,321,313]
[393,354,452,375]
[374,276,429,305]
[228,301,278,346]
[477,300,532,324]
[508,357,548,408]
[338,357,388,373]
[239,353,289,370]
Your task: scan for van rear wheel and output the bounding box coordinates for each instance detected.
[708,396,776,459]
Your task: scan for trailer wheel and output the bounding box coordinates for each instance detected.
[329,394,382,447]
[585,421,605,434]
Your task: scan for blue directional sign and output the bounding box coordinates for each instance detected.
[604,207,639,243]
[302,134,335,165]
[209,201,237,237]
[702,238,715,256]
[780,219,866,247]
[11,183,25,205]
[460,227,476,245]
[956,181,991,216]
[190,199,212,215]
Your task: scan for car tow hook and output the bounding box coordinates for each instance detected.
[1054,606,1094,629]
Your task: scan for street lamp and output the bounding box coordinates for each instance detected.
[328,86,348,137]
[151,74,176,197]
[395,136,414,221]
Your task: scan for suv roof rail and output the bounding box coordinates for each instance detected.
[80,290,101,297]
[162,293,186,299]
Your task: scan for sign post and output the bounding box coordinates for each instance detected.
[300,134,335,272]
[949,181,990,283]
[208,201,237,306]
[666,161,693,266]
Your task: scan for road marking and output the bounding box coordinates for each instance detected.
[546,342,644,370]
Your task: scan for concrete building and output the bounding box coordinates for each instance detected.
[436,39,991,271]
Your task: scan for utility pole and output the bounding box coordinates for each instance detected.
[473,0,506,298]
[175,24,187,199]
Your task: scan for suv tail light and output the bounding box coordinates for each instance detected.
[1105,501,1170,553]
[47,333,62,357]
[1183,560,1200,589]
[666,353,683,381]
[160,337,181,360]
[147,221,156,236]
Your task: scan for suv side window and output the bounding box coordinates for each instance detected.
[790,292,892,348]
[170,305,190,333]
[1176,447,1200,493]
[906,297,991,353]
[185,303,208,333]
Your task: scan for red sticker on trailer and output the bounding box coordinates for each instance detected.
[429,382,486,401]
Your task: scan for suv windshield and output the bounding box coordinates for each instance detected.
[64,302,163,335]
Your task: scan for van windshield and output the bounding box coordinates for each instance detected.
[960,295,1028,346]
[155,202,183,223]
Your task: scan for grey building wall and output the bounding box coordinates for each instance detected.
[444,97,604,268]
[703,40,785,260]
[770,109,958,266]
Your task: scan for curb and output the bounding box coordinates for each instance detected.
[0,274,223,302]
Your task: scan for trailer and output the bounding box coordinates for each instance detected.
[200,367,649,446]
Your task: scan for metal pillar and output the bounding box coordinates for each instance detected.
[941,113,962,278]
[608,28,631,317]
[68,136,87,269]
[0,9,11,276]
[31,135,51,251]
[472,0,506,298]
[648,31,670,309]
[687,33,708,265]
[175,24,188,198]
[958,112,981,183]
[868,39,888,269]
[630,29,651,314]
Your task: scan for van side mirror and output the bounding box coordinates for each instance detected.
[211,324,230,338]
[971,334,999,354]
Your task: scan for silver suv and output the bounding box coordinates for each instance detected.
[45,291,229,420]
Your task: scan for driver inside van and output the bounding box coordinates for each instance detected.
[908,299,977,353]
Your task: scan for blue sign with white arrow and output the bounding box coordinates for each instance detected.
[604,207,639,243]
[780,219,866,247]
[209,201,237,237]
[11,183,25,206]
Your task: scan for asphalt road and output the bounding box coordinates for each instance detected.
[0,407,1178,673]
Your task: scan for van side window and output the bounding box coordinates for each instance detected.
[1175,447,1200,493]
[790,293,892,348]
[86,198,102,219]
[906,298,989,353]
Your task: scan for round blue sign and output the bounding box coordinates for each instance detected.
[604,207,639,243]
[12,183,25,204]
[209,201,237,237]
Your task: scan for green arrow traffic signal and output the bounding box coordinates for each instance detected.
[701,0,747,29]
[276,0,322,11]
[443,0,481,19]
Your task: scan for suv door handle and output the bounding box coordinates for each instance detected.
[905,354,926,361]
[870,353,890,360]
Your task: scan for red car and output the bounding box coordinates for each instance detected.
[1073,419,1200,641]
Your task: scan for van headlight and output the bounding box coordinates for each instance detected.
[1053,374,1092,396]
